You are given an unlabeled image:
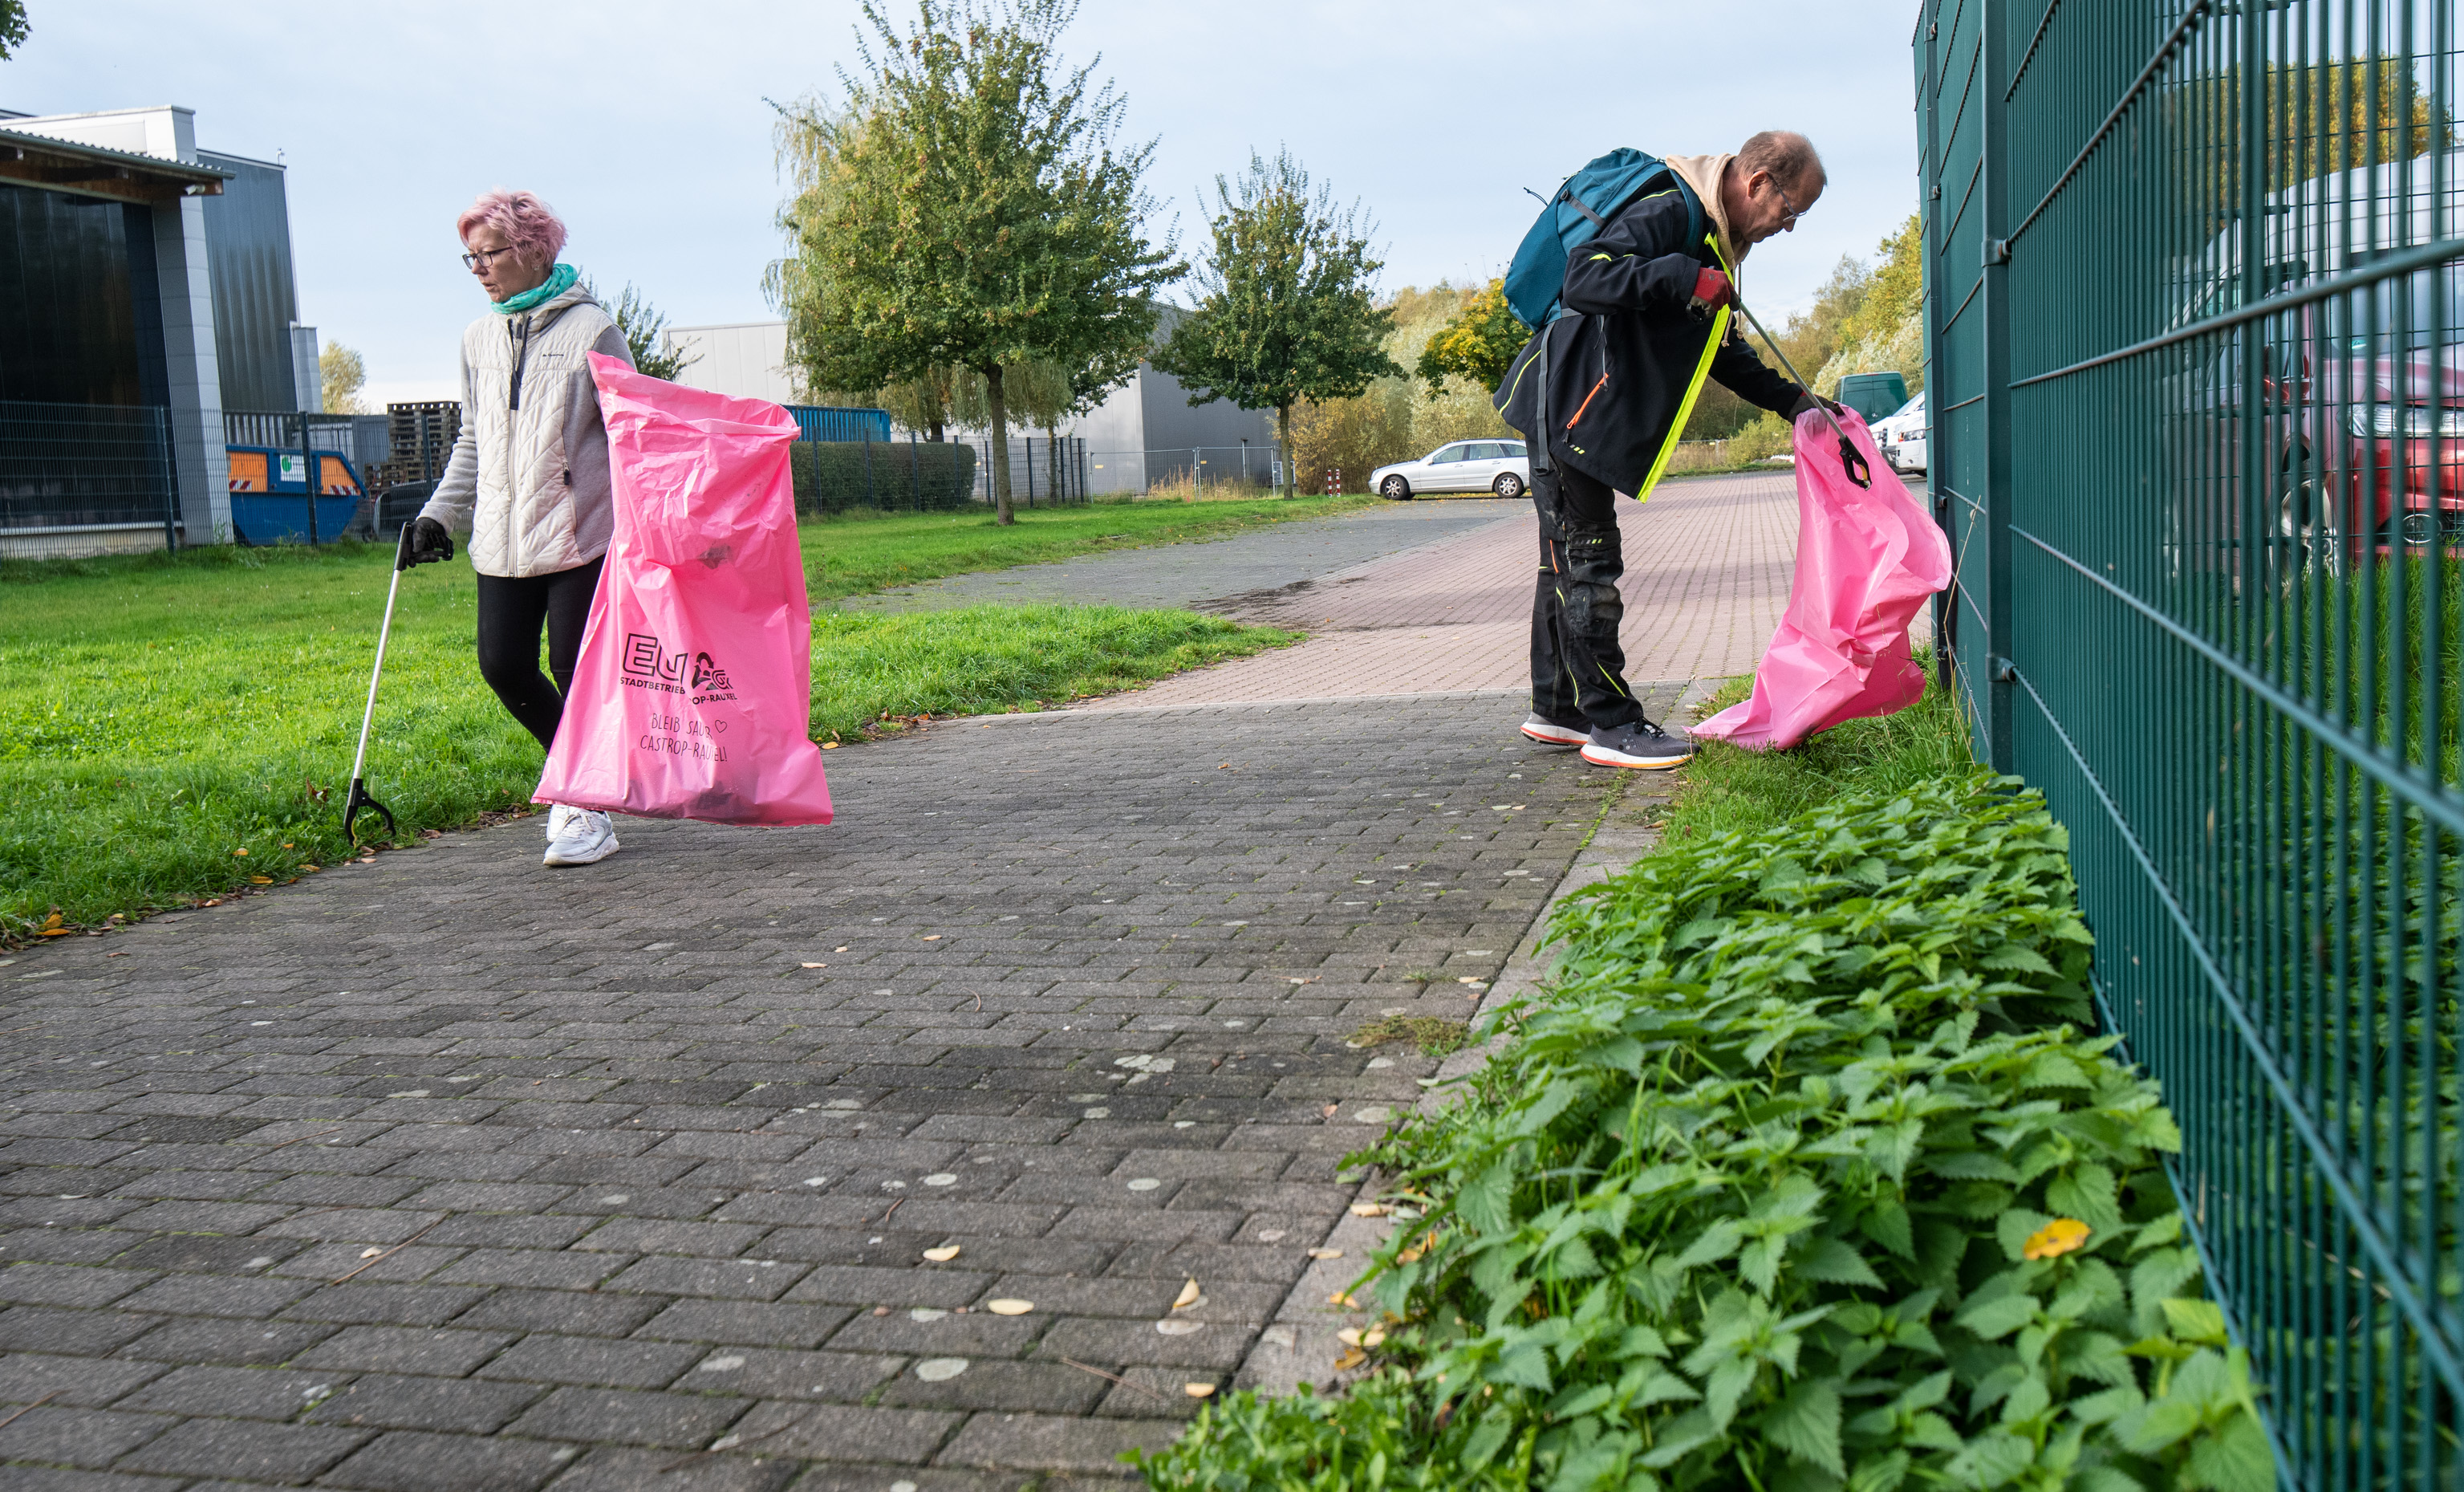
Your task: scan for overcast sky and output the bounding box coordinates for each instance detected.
[4,0,1922,407]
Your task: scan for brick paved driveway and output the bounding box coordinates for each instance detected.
[0,697,1614,1491]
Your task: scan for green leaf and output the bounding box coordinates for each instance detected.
[1759,1378,1846,1476]
[2183,1407,2276,1492]
[1958,1291,2041,1341]
[1796,1237,1885,1287]
[2161,1299,2228,1348]
[1459,1410,1512,1471]
[1457,1161,1515,1234]
[1859,1200,1916,1259]
[1674,1220,1744,1271]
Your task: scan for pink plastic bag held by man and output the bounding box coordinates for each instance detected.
[534,354,833,825]
[1692,408,1950,751]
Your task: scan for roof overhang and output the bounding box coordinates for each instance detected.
[0,127,229,205]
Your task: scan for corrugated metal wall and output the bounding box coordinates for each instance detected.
[198,150,299,413]
[0,186,148,406]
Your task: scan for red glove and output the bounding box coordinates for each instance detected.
[1689,267,1734,313]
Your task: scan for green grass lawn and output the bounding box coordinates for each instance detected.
[0,500,1344,933]
[798,491,1373,604]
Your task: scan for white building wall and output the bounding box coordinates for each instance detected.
[664,322,798,405]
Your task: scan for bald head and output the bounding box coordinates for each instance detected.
[1723,132,1825,247]
[1737,131,1825,193]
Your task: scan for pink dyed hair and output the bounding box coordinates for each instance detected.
[456,189,567,268]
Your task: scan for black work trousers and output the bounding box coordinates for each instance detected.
[474,557,604,752]
[1528,461,1644,730]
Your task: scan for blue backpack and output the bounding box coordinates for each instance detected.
[1503,148,1707,329]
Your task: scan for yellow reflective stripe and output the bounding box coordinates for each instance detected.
[1634,302,1729,504]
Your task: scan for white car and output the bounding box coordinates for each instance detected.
[1372,439,1532,500]
[1872,392,1928,474]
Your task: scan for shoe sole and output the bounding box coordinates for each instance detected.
[1580,744,1694,770]
[543,835,619,867]
[1520,722,1589,747]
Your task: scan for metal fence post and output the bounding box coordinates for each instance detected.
[159,405,179,553]
[1978,0,2014,773]
[298,413,320,547]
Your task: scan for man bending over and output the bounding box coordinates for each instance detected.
[1499,130,1837,770]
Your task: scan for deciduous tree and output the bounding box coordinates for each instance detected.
[318,343,367,415]
[771,0,1179,523]
[1152,148,1399,494]
[1415,278,1522,400]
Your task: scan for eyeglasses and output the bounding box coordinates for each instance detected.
[461,245,520,271]
[1772,181,1810,226]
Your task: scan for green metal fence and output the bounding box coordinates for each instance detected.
[1918,1,2461,1483]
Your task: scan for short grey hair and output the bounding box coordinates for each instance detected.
[1736,131,1825,192]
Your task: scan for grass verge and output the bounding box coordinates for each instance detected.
[797,491,1375,604]
[1656,663,1975,845]
[0,534,1289,932]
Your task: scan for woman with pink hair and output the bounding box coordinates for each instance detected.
[404,189,634,867]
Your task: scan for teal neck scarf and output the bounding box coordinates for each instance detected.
[493,262,578,316]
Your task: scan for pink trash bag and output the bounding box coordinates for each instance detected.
[533,354,833,825]
[1691,407,1950,751]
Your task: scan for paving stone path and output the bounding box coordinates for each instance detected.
[0,475,1811,1490]
[0,697,1622,1492]
[837,498,1521,615]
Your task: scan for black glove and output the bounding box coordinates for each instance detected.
[1788,392,1845,421]
[404,517,454,567]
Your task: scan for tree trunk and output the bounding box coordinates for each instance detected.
[928,421,945,443]
[987,365,1014,525]
[1277,403,1293,498]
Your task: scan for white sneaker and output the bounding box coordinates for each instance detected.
[543,808,619,867]
[545,803,576,840]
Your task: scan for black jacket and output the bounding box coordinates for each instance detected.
[1495,188,1803,493]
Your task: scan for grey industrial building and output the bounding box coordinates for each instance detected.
[0,104,323,552]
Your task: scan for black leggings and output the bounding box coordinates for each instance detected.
[475,558,604,752]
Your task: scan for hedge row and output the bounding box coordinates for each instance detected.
[789,439,976,514]
[1138,777,2275,1492]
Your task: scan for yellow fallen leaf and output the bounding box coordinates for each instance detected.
[1327,1292,1356,1307]
[1332,1348,1368,1371]
[249,876,274,884]
[922,934,942,941]
[986,1299,1033,1315]
[822,742,840,749]
[802,962,827,969]
[922,1246,960,1262]
[1362,1328,1386,1348]
[300,864,320,872]
[1184,1382,1216,1398]
[1349,1203,1388,1218]
[2024,1217,2091,1260]
[1306,1248,1343,1260]
[1336,1327,1363,1347]
[1171,1279,1202,1311]
[358,1246,384,1258]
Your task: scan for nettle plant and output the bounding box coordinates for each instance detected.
[1341,781,2276,1492]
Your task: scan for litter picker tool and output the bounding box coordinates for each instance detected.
[341,523,412,847]
[1729,294,1873,490]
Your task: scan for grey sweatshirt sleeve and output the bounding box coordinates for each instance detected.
[417,337,481,533]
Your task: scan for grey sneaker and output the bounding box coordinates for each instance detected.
[543,808,619,867]
[1520,712,1589,747]
[1581,719,1695,770]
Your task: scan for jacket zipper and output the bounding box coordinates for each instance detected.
[1565,372,1610,431]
